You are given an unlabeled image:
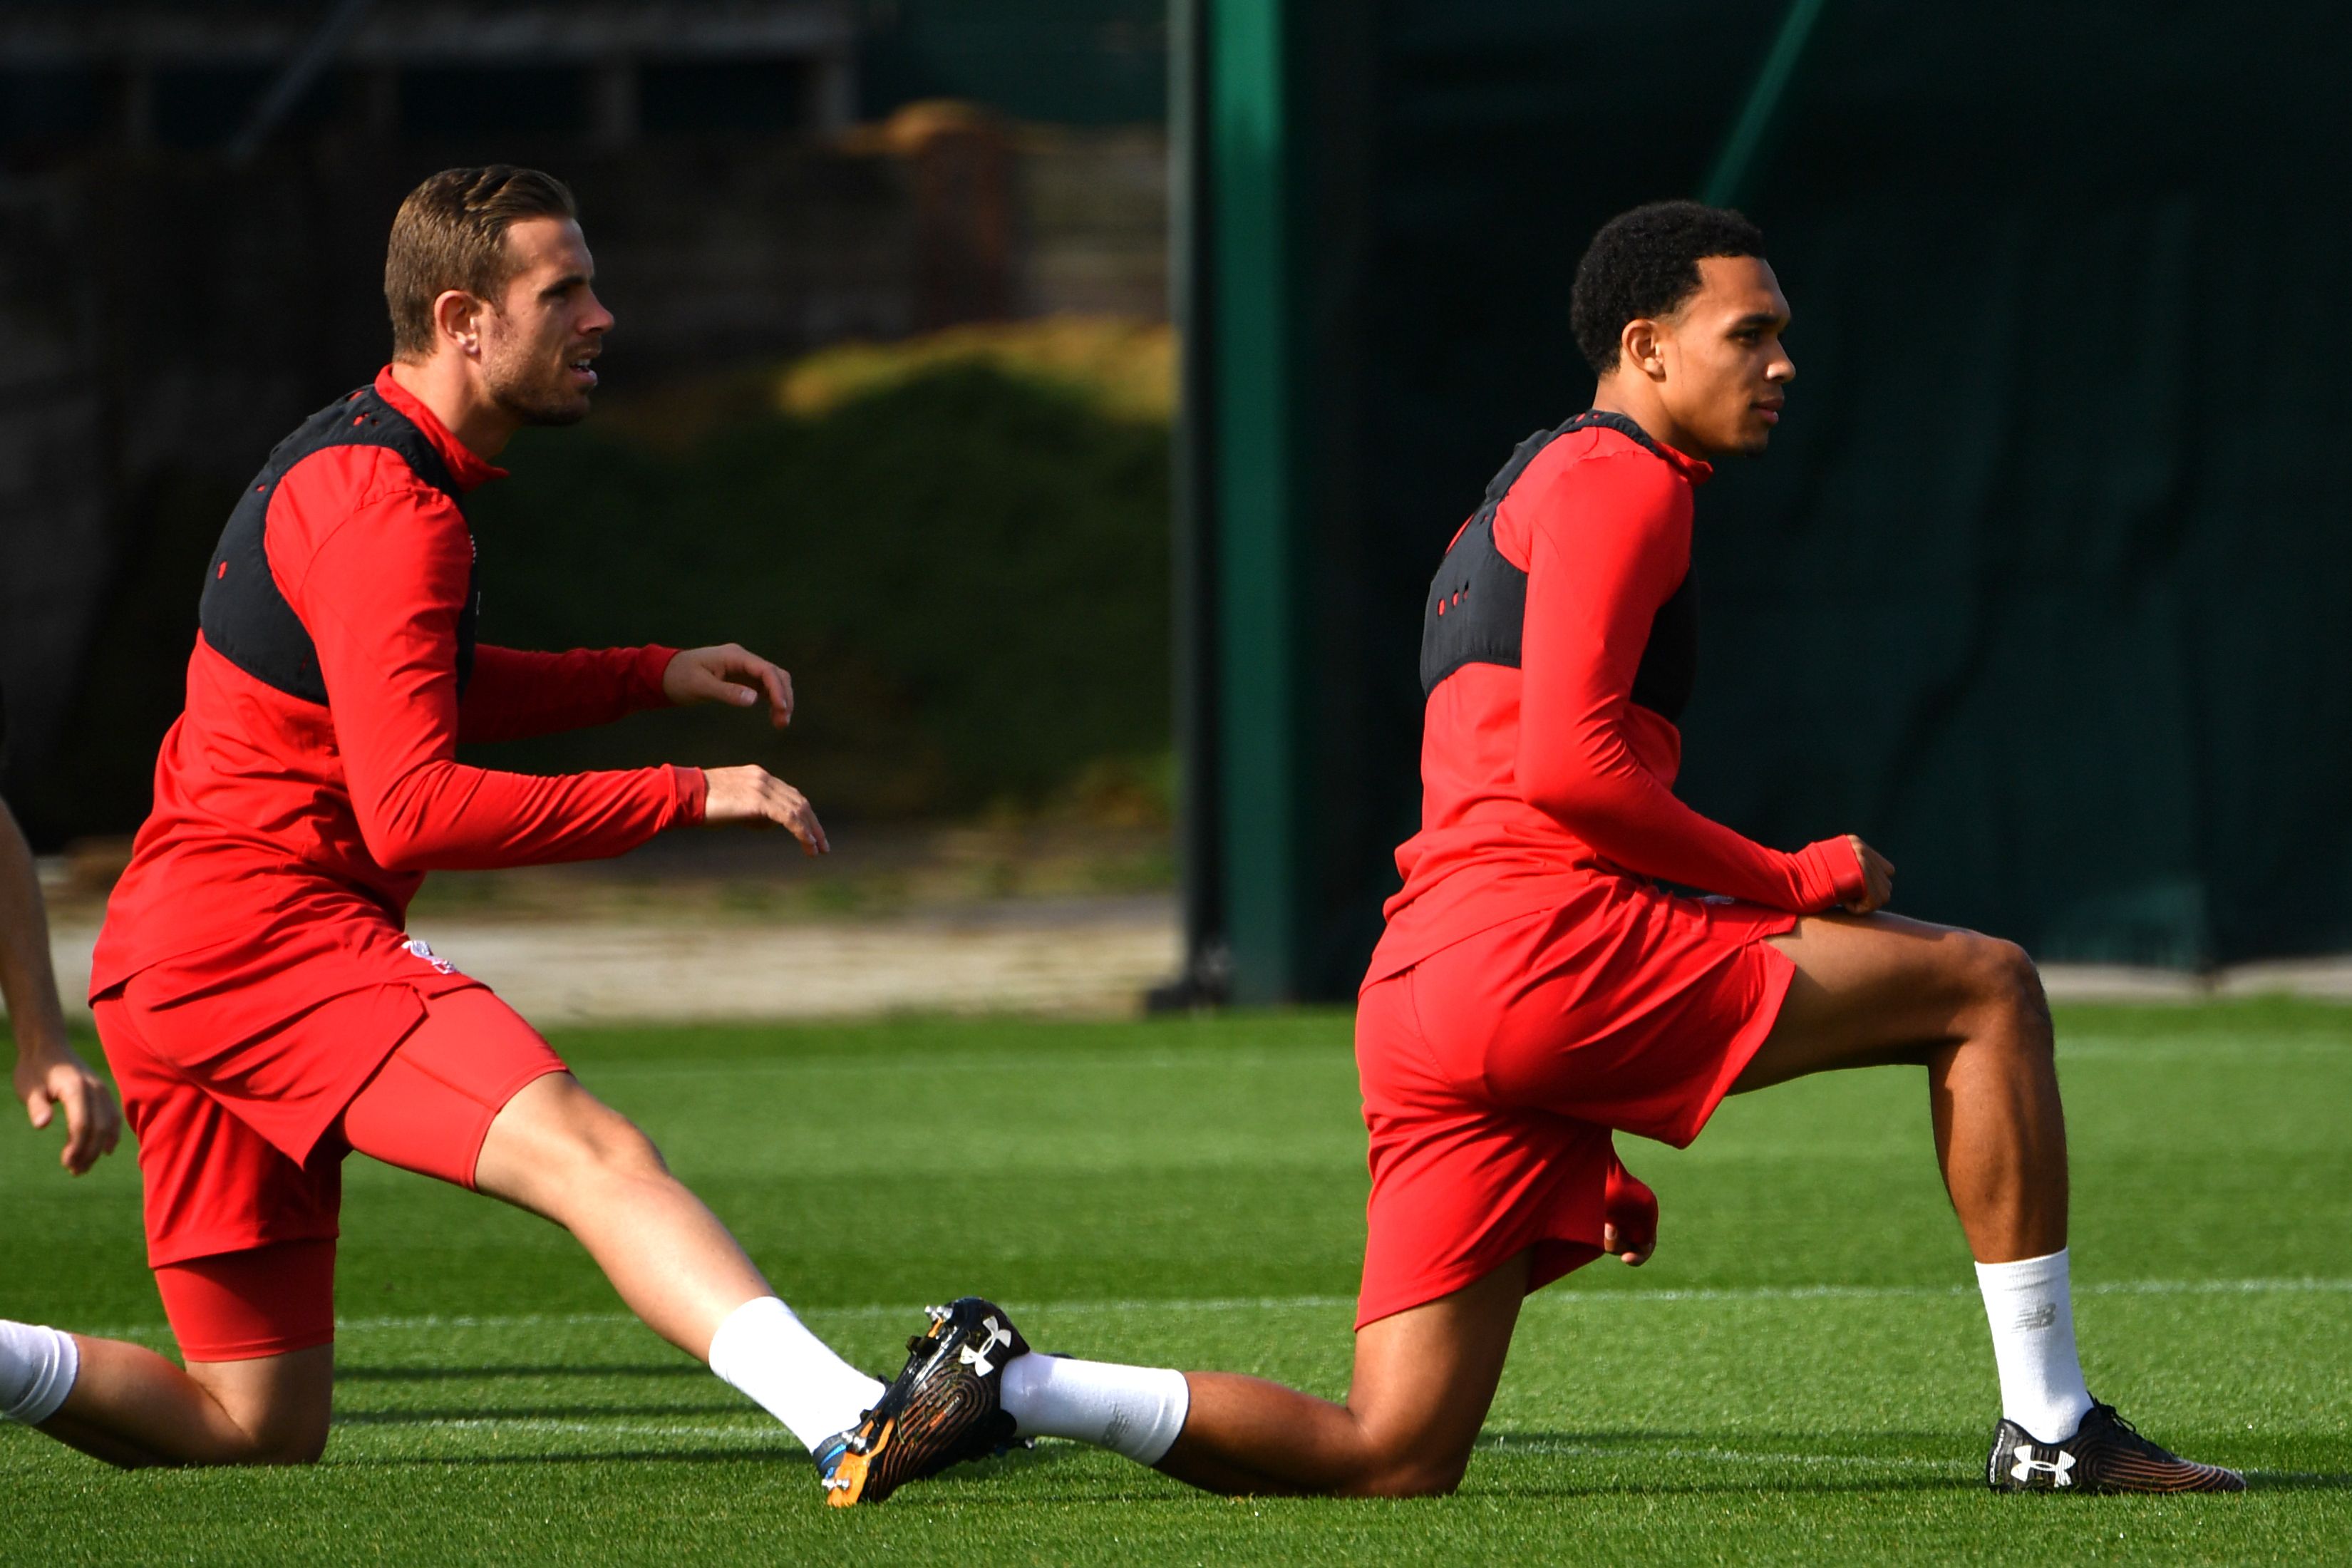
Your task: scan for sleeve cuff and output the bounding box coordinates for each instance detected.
[671,764,708,825]
[1796,836,1868,910]
[635,646,681,710]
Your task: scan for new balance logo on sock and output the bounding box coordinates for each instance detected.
[2011,1448,2075,1486]
[2010,1303,2058,1332]
[960,1317,1013,1378]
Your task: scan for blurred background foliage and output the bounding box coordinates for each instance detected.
[466,315,1175,825]
[28,317,1174,840]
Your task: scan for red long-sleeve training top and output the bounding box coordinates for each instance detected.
[1366,420,1863,983]
[92,367,704,1011]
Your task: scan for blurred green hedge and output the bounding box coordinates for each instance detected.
[463,354,1172,821]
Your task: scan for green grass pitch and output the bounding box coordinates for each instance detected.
[4,1000,2348,1564]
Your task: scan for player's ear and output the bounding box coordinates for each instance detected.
[430,289,486,360]
[1620,318,1668,381]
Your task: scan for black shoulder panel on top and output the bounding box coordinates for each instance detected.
[1417,409,1696,721]
[198,385,476,706]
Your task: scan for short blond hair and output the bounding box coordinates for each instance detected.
[384,165,577,361]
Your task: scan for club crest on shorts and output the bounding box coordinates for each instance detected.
[403,937,457,976]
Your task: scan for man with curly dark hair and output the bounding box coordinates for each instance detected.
[824,200,2244,1506]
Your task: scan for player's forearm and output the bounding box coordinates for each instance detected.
[1524,740,1850,911]
[457,644,677,744]
[0,800,71,1058]
[354,758,704,872]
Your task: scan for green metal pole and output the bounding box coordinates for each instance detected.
[1701,0,1831,208]
[1208,0,1304,1003]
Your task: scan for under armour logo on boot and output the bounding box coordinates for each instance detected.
[959,1317,1013,1377]
[2011,1448,2076,1487]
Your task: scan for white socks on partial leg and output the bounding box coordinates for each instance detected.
[0,1319,79,1425]
[706,1296,884,1453]
[1000,1352,1190,1465]
[1974,1248,2094,1443]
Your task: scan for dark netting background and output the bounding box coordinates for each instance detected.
[1286,0,2352,990]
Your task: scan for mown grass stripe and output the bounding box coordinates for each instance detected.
[69,1275,2352,1343]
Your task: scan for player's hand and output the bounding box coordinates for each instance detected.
[1604,1162,1658,1267]
[1841,836,1896,916]
[701,765,830,856]
[13,1041,122,1177]
[664,644,794,731]
[1601,1221,1655,1268]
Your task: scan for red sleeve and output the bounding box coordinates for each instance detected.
[459,644,678,745]
[1515,453,1863,912]
[296,490,705,873]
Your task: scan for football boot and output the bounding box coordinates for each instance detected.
[1987,1401,2244,1494]
[822,1297,1030,1506]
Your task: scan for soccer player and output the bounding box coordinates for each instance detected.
[0,167,887,1475]
[826,202,2244,1502]
[2,696,122,1178]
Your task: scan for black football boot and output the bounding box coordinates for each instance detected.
[822,1297,1031,1506]
[1987,1401,2245,1494]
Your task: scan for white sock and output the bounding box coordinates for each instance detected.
[0,1320,79,1425]
[706,1296,884,1452]
[1974,1248,2094,1442]
[1000,1352,1190,1465]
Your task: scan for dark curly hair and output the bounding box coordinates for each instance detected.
[1569,201,1767,376]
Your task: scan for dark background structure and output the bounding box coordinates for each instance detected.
[6,0,2348,999]
[0,1,1172,850]
[1176,0,2352,1000]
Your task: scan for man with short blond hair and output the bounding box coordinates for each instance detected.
[0,165,882,1482]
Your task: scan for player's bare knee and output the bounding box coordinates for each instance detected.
[1346,1430,1472,1497]
[247,1426,328,1466]
[211,1408,328,1466]
[1353,1453,1469,1498]
[1958,933,2051,1051]
[564,1105,671,1187]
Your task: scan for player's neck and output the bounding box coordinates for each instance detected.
[1589,376,1701,460]
[388,357,522,461]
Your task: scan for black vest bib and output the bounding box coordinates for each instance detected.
[200,385,478,706]
[1418,409,1697,722]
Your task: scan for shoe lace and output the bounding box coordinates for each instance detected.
[2095,1404,2146,1442]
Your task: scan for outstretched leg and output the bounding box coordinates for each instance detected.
[349,991,884,1453]
[18,988,882,1471]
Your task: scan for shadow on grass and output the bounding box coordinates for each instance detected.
[335,1450,784,1468]
[1478,1428,1965,1448]
[335,1403,746,1425]
[339,1363,701,1382]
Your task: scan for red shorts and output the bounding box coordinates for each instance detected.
[1353,883,1797,1328]
[98,977,567,1360]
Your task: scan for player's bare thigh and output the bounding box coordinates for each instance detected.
[1734,910,2042,1093]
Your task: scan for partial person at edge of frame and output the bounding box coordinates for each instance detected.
[0,689,123,1178]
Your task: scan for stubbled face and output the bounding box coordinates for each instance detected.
[1650,254,1794,457]
[477,217,612,427]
